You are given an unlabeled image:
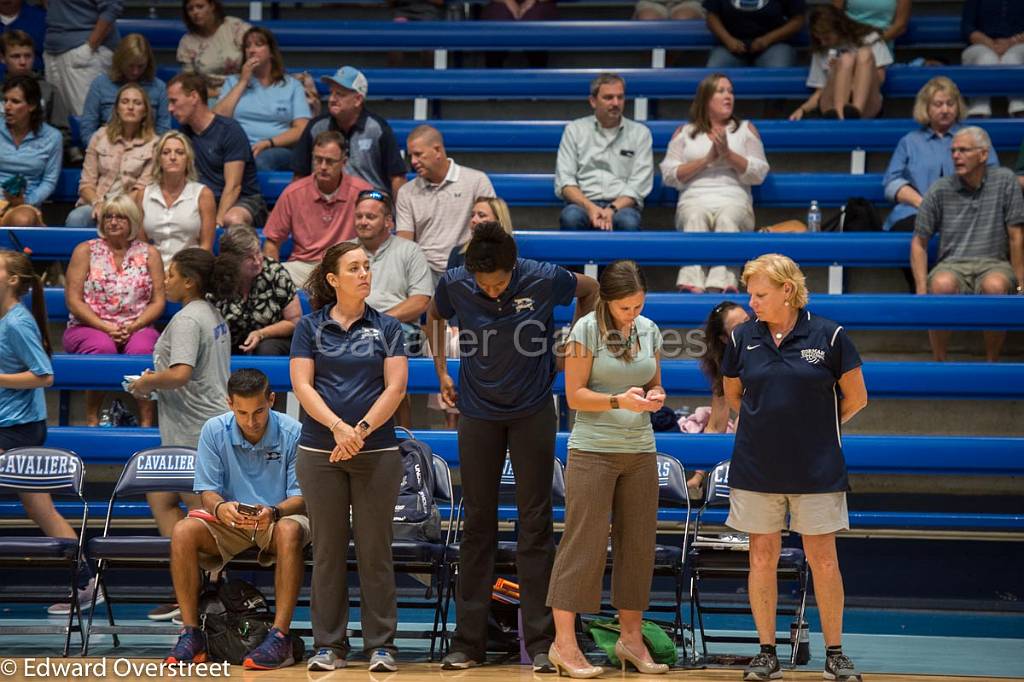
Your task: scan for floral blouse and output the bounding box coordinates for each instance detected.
[211,257,296,350]
[68,239,153,327]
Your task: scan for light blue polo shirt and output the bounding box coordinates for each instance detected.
[219,74,311,147]
[194,410,303,507]
[0,304,52,428]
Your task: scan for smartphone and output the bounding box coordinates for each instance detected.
[236,502,261,516]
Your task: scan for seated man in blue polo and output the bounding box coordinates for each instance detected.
[165,368,309,670]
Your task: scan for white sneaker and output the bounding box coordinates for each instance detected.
[48,578,105,616]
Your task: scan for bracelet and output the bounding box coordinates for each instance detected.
[609,394,620,409]
[330,417,343,432]
[214,500,227,521]
[268,138,276,148]
[271,506,281,522]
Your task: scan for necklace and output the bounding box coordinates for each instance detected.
[772,318,797,341]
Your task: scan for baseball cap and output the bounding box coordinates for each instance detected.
[321,66,368,97]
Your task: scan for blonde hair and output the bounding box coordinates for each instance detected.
[461,196,513,255]
[110,34,156,83]
[152,131,198,185]
[105,83,155,143]
[741,253,809,309]
[98,194,143,242]
[912,76,966,127]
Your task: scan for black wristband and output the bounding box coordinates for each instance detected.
[272,506,281,522]
[214,500,227,521]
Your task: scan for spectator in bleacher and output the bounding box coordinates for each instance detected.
[1014,141,1024,191]
[0,75,61,226]
[263,130,371,288]
[43,0,121,122]
[397,124,495,282]
[213,225,300,356]
[479,0,557,69]
[447,196,514,271]
[129,247,234,559]
[832,0,909,52]
[164,368,308,669]
[67,84,158,228]
[634,0,702,21]
[960,0,1024,119]
[176,0,250,99]
[789,6,892,121]
[290,66,407,196]
[722,253,867,682]
[212,27,311,172]
[882,77,997,233]
[1,31,56,125]
[426,223,599,674]
[78,34,170,147]
[353,188,432,428]
[291,241,408,673]
[700,300,748,434]
[546,260,669,679]
[912,126,1024,363]
[0,247,104,616]
[64,194,164,427]
[555,73,653,233]
[140,131,216,268]
[0,0,46,71]
[167,72,267,229]
[661,73,769,294]
[705,0,805,69]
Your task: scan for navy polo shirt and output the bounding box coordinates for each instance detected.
[290,304,407,452]
[434,258,577,420]
[721,309,862,494]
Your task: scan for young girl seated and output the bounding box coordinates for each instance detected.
[790,5,893,121]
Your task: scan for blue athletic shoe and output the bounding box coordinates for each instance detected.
[243,627,296,670]
[165,626,208,664]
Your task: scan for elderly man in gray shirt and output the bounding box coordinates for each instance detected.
[912,125,1024,362]
[555,72,654,231]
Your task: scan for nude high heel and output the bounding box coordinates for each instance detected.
[614,639,669,674]
[547,643,604,679]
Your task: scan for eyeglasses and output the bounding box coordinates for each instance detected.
[312,154,343,167]
[950,146,982,155]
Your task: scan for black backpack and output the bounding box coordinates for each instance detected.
[393,428,441,542]
[199,579,305,664]
[823,197,882,232]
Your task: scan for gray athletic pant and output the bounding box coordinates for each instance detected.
[297,445,404,656]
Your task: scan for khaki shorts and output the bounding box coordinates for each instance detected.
[194,514,311,572]
[634,0,704,18]
[726,488,849,536]
[929,258,1016,294]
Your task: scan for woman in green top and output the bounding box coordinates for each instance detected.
[545,260,670,678]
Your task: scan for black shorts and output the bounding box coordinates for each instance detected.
[0,419,47,451]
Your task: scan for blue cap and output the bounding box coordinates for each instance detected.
[321,66,368,97]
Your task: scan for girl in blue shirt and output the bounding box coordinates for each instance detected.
[0,248,100,614]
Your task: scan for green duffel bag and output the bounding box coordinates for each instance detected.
[584,617,678,667]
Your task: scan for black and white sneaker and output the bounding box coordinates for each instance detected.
[744,651,783,681]
[824,653,862,681]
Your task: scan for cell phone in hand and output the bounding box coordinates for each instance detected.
[236,502,261,516]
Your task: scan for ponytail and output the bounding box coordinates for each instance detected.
[0,249,52,356]
[171,247,241,300]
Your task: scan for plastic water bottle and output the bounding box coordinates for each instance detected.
[98,409,112,428]
[807,200,821,232]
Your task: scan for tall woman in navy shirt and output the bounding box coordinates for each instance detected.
[426,223,598,671]
[290,241,408,672]
[721,254,867,682]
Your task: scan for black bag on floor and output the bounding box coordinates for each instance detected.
[393,428,442,542]
[823,197,882,232]
[199,579,305,664]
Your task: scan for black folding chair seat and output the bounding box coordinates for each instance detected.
[0,536,80,559]
[87,536,171,560]
[689,546,805,572]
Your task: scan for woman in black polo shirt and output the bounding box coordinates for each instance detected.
[290,241,408,673]
[721,254,867,682]
[425,223,598,672]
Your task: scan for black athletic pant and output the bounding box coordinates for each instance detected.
[451,401,557,660]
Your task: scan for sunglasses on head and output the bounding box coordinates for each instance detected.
[358,189,391,203]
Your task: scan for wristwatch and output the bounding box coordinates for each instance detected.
[356,419,372,433]
[609,394,619,409]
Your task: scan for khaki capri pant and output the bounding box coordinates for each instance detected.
[546,449,660,613]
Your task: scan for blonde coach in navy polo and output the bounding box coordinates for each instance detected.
[721,254,867,682]
[426,222,598,672]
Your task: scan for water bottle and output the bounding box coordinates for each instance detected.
[98,409,112,428]
[789,620,811,664]
[807,200,821,233]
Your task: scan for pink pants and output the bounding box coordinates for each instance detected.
[63,324,159,355]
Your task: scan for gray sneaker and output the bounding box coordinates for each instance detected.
[307,647,346,670]
[824,653,862,682]
[744,651,783,681]
[369,649,398,672]
[532,652,555,673]
[441,651,481,670]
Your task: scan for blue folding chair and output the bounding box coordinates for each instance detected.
[0,447,88,656]
[686,460,809,666]
[83,447,197,654]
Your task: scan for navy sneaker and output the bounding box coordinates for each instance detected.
[165,626,208,664]
[744,651,782,681]
[244,627,296,670]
